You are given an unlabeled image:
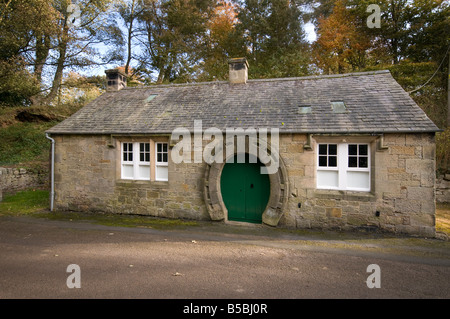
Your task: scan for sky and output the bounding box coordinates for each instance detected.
[304,22,317,42]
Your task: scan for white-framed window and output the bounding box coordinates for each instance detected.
[317,143,370,192]
[121,142,151,180]
[155,142,169,181]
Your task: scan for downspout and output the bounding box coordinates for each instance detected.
[45,133,55,211]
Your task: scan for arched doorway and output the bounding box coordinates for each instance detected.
[203,145,288,227]
[220,154,270,223]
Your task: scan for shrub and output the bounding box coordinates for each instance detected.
[436,127,450,175]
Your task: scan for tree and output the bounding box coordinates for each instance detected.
[116,0,144,76]
[236,0,311,78]
[197,0,244,81]
[137,0,216,84]
[32,0,123,105]
[58,71,104,105]
[312,0,371,74]
[0,0,123,106]
[0,0,60,105]
[0,57,40,106]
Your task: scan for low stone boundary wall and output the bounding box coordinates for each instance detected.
[0,167,48,199]
[436,174,450,203]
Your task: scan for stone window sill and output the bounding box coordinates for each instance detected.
[313,189,376,202]
[116,179,169,187]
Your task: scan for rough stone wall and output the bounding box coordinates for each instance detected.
[109,160,208,220]
[53,132,436,237]
[278,133,436,237]
[53,134,209,220]
[53,135,115,212]
[0,167,48,196]
[436,175,450,203]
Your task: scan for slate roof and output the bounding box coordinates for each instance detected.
[47,70,439,135]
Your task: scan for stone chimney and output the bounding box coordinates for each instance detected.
[228,58,248,84]
[105,68,127,91]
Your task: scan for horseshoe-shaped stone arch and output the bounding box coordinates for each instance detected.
[203,139,289,226]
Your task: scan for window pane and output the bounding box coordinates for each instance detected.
[319,144,327,155]
[349,144,357,155]
[145,153,150,162]
[163,143,168,152]
[145,143,150,152]
[359,157,368,168]
[359,144,368,156]
[123,153,127,162]
[128,153,133,161]
[138,165,150,180]
[328,144,337,155]
[349,156,357,167]
[140,153,144,162]
[157,153,162,162]
[140,143,144,152]
[123,143,127,152]
[317,170,338,188]
[122,164,133,179]
[319,156,327,167]
[129,143,133,151]
[328,156,337,167]
[157,143,162,152]
[163,153,168,163]
[156,166,168,181]
[347,171,370,190]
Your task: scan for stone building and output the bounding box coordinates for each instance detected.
[46,58,440,236]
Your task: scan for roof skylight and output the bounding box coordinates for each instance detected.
[298,105,312,114]
[146,94,157,102]
[331,101,347,113]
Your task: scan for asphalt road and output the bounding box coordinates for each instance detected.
[0,215,449,301]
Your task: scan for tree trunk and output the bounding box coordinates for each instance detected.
[32,24,68,106]
[34,33,51,84]
[156,67,165,84]
[125,23,133,75]
[43,41,67,104]
[447,52,450,127]
[124,0,137,76]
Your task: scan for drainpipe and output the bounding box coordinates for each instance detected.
[45,133,55,211]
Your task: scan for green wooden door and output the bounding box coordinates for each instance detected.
[220,154,270,223]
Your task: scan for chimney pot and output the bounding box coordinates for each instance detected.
[228,58,248,84]
[105,68,127,91]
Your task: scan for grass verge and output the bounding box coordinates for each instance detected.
[0,189,198,229]
[436,202,450,236]
[0,189,49,215]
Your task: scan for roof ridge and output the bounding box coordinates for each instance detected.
[123,70,391,90]
[248,70,391,83]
